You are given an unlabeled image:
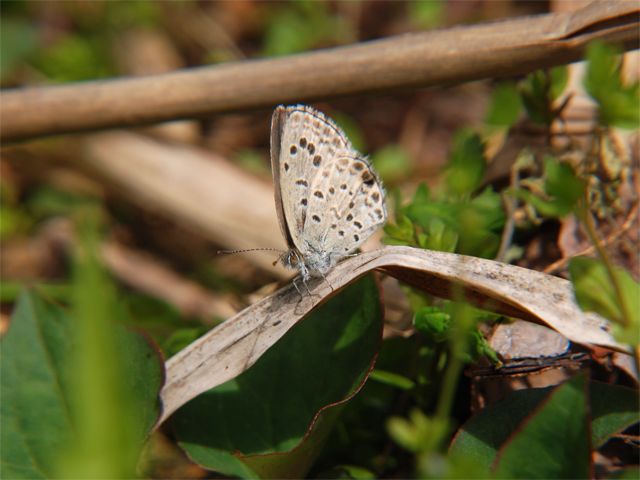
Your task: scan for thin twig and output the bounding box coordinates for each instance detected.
[2,1,638,142]
[543,202,639,275]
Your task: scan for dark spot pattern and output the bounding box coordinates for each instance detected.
[299,137,307,148]
[308,143,315,154]
[329,186,335,194]
[290,145,297,154]
[314,191,324,199]
[331,224,337,229]
[346,214,353,221]
[284,162,290,171]
[375,209,383,219]
[353,162,364,171]
[296,179,308,187]
[349,201,355,208]
[312,215,321,223]
[354,234,359,242]
[300,198,308,206]
[371,192,380,202]
[354,221,362,229]
[340,184,347,190]
[338,230,345,236]
[313,155,322,167]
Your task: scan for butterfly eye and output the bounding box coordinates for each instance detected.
[288,254,299,267]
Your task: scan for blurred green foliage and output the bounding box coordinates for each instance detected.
[584,41,640,130]
[408,0,445,30]
[519,66,568,126]
[570,257,639,346]
[262,1,355,57]
[485,80,522,128]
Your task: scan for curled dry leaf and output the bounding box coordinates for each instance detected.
[158,245,630,427]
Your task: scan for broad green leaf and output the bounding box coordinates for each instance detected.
[174,274,384,479]
[0,289,164,479]
[590,381,639,448]
[449,378,639,476]
[492,374,590,479]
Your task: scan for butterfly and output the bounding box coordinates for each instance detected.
[270,105,387,290]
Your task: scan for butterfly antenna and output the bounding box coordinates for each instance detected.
[217,247,287,256]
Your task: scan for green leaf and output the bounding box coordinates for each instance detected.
[513,158,586,218]
[174,274,384,479]
[569,257,639,344]
[414,306,451,337]
[486,81,522,127]
[369,369,415,390]
[403,186,504,258]
[584,41,640,129]
[387,409,451,453]
[590,381,639,448]
[449,376,638,478]
[548,66,569,102]
[0,289,164,479]
[383,213,415,245]
[519,67,567,126]
[492,373,590,478]
[445,130,486,197]
[449,379,639,477]
[0,282,72,303]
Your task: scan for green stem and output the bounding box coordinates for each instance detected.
[434,346,464,422]
[579,203,631,328]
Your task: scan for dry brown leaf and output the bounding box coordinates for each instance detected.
[157,245,630,426]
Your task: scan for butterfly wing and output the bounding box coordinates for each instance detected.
[271,105,354,256]
[305,154,387,260]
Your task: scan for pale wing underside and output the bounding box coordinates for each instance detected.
[303,155,386,256]
[271,104,387,275]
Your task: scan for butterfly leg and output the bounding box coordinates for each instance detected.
[318,270,334,294]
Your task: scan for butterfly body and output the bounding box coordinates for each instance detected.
[271,105,387,284]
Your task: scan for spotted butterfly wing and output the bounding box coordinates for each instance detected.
[271,105,387,280]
